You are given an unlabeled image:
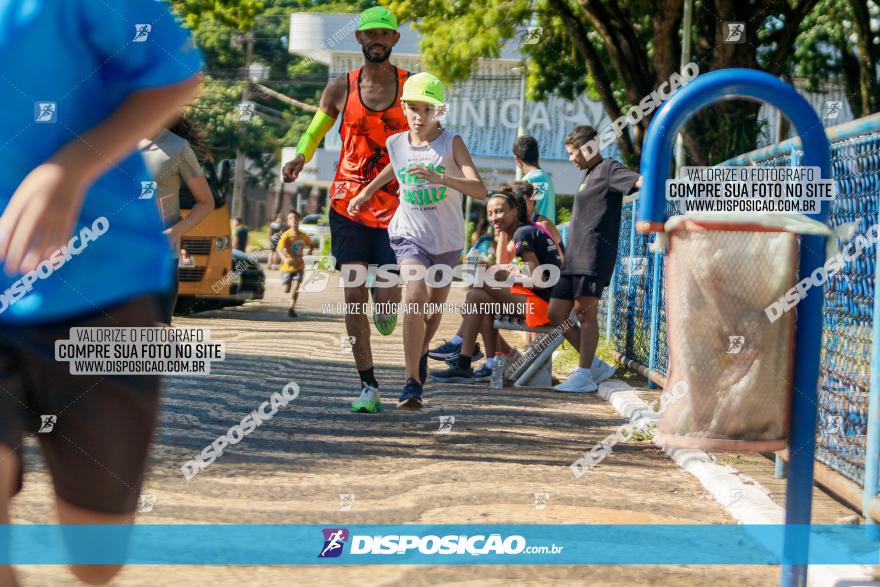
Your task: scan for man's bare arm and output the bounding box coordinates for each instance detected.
[281,76,347,183]
[320,75,347,117]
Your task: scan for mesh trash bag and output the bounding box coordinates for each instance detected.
[656,219,799,451]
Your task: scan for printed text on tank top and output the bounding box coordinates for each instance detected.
[396,130,447,210]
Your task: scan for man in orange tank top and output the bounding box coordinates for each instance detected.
[282,7,407,413]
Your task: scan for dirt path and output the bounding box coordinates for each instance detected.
[10,271,778,586]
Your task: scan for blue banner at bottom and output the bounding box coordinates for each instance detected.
[1,525,879,565]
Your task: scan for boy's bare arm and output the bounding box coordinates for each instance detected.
[410,136,487,199]
[363,163,396,199]
[496,231,511,264]
[541,219,564,248]
[61,76,202,187]
[0,75,202,275]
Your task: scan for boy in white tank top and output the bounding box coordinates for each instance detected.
[348,72,488,410]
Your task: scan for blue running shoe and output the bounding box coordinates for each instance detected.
[430,364,476,384]
[397,378,423,410]
[472,364,492,382]
[429,339,460,360]
[444,343,484,365]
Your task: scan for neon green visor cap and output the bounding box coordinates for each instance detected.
[401,72,446,106]
[358,7,398,31]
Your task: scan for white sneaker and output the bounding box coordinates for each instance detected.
[554,368,598,393]
[351,382,382,413]
[590,358,617,384]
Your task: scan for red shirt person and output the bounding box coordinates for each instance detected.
[282,6,407,413]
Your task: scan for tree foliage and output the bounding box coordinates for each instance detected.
[169,0,374,190]
[388,0,879,166]
[796,0,879,117]
[172,0,266,31]
[169,0,877,174]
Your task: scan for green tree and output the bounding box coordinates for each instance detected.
[169,1,372,194]
[796,0,880,118]
[171,0,265,31]
[388,0,877,166]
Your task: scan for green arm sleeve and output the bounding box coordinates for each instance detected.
[295,109,336,163]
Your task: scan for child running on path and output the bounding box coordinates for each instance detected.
[277,210,314,318]
[348,72,487,410]
[0,0,202,584]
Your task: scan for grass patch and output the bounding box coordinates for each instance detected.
[552,340,581,377]
[247,224,270,251]
[552,336,646,386]
[553,337,618,375]
[625,425,656,443]
[713,454,748,466]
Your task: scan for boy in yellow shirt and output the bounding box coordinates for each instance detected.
[277,210,314,317]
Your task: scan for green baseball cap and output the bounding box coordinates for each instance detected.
[401,72,445,106]
[358,6,398,31]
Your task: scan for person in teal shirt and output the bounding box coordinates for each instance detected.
[513,135,557,223]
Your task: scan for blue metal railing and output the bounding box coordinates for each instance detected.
[600,113,880,527]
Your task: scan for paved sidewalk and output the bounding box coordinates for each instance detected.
[11,271,779,586]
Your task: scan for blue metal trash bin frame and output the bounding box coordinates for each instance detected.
[636,68,832,587]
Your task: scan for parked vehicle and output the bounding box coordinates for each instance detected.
[175,160,264,314]
[298,213,330,239]
[230,249,266,300]
[298,213,330,254]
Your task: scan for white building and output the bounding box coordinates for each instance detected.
[284,12,618,196]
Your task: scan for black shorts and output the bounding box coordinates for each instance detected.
[329,208,397,270]
[281,270,303,285]
[551,274,607,300]
[0,296,162,515]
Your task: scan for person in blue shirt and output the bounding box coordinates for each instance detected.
[0,1,202,584]
[513,135,557,223]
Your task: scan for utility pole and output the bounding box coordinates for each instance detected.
[674,0,693,178]
[230,29,254,220]
[514,63,527,181]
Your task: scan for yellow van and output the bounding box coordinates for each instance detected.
[176,160,264,314]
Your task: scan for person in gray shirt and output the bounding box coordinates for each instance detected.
[139,117,214,323]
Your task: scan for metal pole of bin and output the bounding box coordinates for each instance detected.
[635,68,831,587]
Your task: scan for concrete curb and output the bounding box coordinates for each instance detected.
[597,379,877,586]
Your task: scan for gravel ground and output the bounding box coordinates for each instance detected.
[9,271,778,586]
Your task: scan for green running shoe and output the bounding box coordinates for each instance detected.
[372,310,398,336]
[351,382,382,413]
